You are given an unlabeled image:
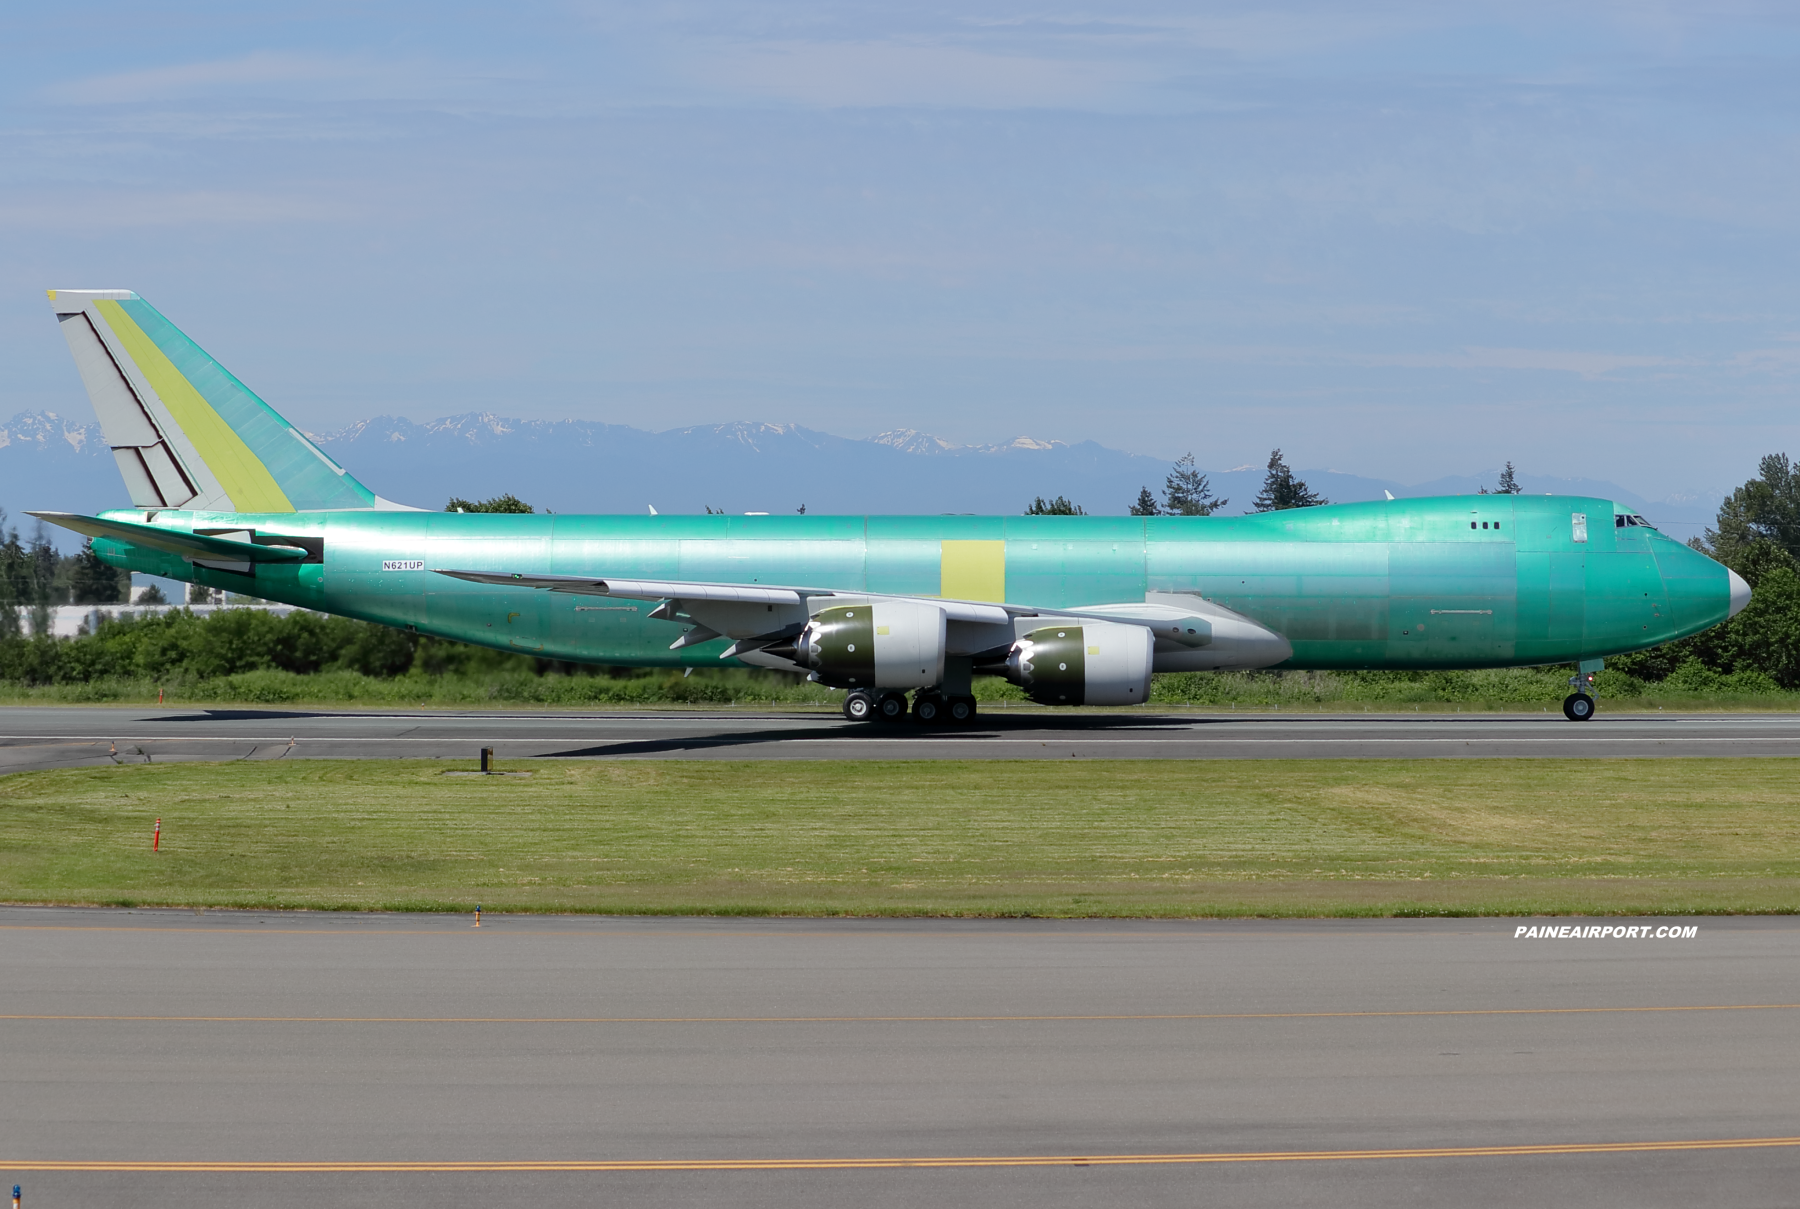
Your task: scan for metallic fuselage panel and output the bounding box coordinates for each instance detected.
[92,493,1732,672]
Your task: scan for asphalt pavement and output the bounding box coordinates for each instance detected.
[4,908,1798,1208]
[4,705,1800,772]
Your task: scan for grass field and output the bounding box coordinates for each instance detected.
[3,759,1798,916]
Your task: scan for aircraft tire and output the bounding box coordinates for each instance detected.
[947,696,977,724]
[843,690,875,722]
[913,693,944,725]
[875,692,909,723]
[1562,692,1596,722]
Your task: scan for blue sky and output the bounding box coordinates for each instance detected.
[3,1,1798,501]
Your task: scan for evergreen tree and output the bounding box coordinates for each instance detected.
[1479,462,1522,495]
[1705,453,1800,569]
[1251,449,1327,512]
[69,539,128,605]
[1129,487,1159,516]
[445,494,534,513]
[23,524,56,636]
[1024,496,1086,516]
[0,512,21,638]
[1162,453,1226,515]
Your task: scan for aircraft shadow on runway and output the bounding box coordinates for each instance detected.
[147,709,376,722]
[540,713,1193,758]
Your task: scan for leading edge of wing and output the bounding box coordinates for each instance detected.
[430,568,1020,625]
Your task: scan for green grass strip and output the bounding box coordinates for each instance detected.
[2,759,1798,917]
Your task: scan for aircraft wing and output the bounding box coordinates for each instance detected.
[431,569,1020,625]
[432,568,1290,668]
[434,571,1240,633]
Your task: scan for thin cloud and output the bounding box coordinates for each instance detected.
[1365,346,1685,379]
[48,53,362,104]
[0,191,360,229]
[1731,339,1800,372]
[43,51,514,106]
[689,39,1163,108]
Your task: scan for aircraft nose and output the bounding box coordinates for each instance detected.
[1728,569,1752,618]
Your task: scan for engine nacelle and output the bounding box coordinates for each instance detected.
[796,601,947,689]
[1004,620,1153,706]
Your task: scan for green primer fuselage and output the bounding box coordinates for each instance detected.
[95,492,1733,670]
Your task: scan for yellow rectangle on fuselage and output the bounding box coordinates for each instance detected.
[940,540,1006,602]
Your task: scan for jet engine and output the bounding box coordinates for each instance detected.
[1003,620,1153,706]
[791,601,947,689]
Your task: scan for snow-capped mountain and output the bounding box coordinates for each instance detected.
[0,408,1721,546]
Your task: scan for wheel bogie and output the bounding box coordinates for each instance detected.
[849,687,973,724]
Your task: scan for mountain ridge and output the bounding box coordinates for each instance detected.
[1,409,1721,545]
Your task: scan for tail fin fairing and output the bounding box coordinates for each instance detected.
[47,289,380,513]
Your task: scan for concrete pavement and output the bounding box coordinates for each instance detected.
[6,705,1800,771]
[4,908,1799,1207]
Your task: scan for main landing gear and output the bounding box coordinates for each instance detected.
[842,689,977,726]
[912,691,976,725]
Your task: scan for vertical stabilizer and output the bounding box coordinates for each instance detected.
[46,289,384,512]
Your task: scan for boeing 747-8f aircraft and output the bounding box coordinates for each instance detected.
[32,289,1749,723]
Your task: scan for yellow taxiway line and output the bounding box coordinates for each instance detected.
[11,1137,1800,1172]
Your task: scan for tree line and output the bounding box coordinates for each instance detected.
[0,511,137,638]
[1611,453,1800,689]
[1028,448,1325,518]
[1040,452,1534,518]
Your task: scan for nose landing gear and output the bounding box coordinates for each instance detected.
[1563,663,1601,721]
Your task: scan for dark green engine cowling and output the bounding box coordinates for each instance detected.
[798,605,875,688]
[792,601,948,689]
[1003,621,1153,706]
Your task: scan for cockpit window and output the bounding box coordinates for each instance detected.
[1614,514,1652,528]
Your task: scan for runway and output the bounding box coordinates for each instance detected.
[4,908,1798,1208]
[5,705,1800,772]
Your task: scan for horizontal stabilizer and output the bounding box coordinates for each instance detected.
[30,511,308,564]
